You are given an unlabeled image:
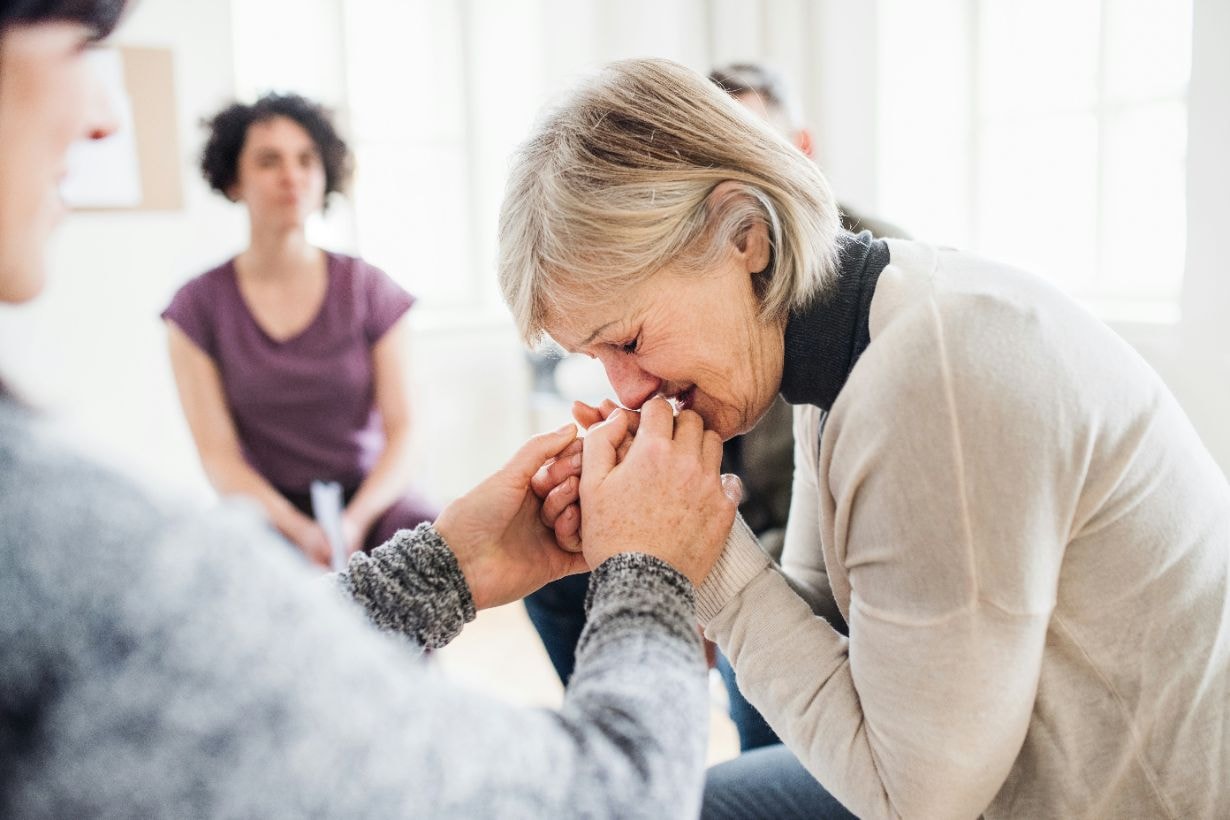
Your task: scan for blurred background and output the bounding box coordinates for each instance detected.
[0,0,1226,760]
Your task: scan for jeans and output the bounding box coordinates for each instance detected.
[524,575,780,751]
[702,744,857,820]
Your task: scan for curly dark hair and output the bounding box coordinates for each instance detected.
[0,0,126,37]
[199,92,351,207]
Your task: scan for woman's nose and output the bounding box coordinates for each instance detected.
[600,355,660,410]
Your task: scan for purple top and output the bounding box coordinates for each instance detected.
[163,252,414,494]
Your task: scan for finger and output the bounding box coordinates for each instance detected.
[720,473,745,505]
[558,548,589,575]
[581,408,630,494]
[554,504,582,552]
[636,395,674,441]
[505,423,578,484]
[530,442,583,499]
[616,401,642,436]
[701,428,725,473]
[541,476,579,526]
[572,401,604,429]
[615,435,633,464]
[673,408,704,450]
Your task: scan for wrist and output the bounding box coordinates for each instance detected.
[432,515,487,610]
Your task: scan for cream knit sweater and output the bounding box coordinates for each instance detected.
[697,239,1230,819]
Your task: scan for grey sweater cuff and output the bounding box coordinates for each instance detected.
[337,523,477,649]
[579,553,698,653]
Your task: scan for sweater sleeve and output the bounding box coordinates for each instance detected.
[778,404,845,630]
[0,411,709,818]
[334,523,476,650]
[696,294,1067,819]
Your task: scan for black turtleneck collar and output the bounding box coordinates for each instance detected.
[778,231,890,411]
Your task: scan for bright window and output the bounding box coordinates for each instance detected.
[878,0,1192,319]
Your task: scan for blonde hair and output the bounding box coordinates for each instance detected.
[498,57,842,346]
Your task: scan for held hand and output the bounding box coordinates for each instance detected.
[579,396,738,587]
[533,400,639,552]
[530,437,584,552]
[435,424,589,610]
[287,516,333,569]
[340,511,367,558]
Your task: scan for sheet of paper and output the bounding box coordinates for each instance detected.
[310,480,347,572]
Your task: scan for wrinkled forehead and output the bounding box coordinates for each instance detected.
[539,273,660,353]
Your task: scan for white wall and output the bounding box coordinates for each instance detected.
[0,0,242,501]
[2,0,1224,508]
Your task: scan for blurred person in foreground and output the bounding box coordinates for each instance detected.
[0,4,739,816]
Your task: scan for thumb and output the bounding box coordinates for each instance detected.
[720,473,744,505]
[504,424,579,484]
[581,409,629,495]
[572,400,604,430]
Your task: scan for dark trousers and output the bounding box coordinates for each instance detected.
[524,574,781,751]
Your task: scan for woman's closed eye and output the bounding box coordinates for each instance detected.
[619,335,640,355]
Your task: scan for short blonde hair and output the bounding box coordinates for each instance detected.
[498,57,842,346]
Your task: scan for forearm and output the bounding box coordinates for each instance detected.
[335,522,473,649]
[202,452,309,536]
[557,553,709,819]
[334,531,709,816]
[699,527,1045,819]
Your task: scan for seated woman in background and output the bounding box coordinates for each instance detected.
[506,58,1230,819]
[164,93,433,566]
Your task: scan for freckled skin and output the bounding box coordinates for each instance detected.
[548,222,787,441]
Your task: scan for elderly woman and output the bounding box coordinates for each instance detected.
[0,8,738,815]
[500,58,1230,819]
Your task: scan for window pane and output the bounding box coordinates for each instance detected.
[1100,102,1187,303]
[977,114,1099,295]
[343,0,466,141]
[1103,0,1192,103]
[979,0,1100,117]
[877,0,974,246]
[351,143,472,305]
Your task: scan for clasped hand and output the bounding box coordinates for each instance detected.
[433,396,739,609]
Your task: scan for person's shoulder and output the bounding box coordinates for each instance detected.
[0,401,169,605]
[168,257,236,305]
[327,251,382,280]
[329,252,414,306]
[838,202,911,240]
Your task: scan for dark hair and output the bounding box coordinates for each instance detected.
[0,0,127,39]
[199,92,351,207]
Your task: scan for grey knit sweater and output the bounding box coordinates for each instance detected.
[0,398,708,818]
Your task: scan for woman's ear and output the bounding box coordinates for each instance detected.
[708,181,773,274]
[740,221,772,275]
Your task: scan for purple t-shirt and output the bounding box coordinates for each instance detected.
[163,252,414,494]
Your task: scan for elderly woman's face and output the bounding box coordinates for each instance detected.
[0,22,116,303]
[548,224,785,440]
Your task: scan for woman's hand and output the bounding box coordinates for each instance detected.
[579,396,738,587]
[530,437,584,552]
[285,515,334,569]
[435,424,590,610]
[531,400,636,553]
